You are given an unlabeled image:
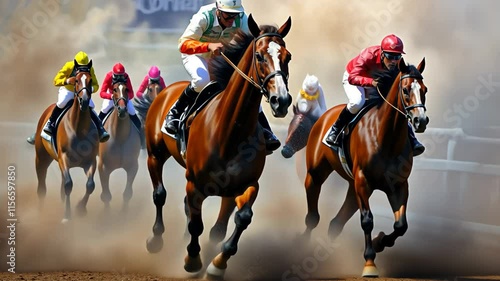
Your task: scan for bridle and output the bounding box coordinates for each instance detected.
[112,81,128,108]
[73,68,92,104]
[377,73,426,120]
[220,32,289,102]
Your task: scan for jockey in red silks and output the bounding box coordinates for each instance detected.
[136,66,167,99]
[42,51,109,142]
[98,63,143,143]
[325,34,425,156]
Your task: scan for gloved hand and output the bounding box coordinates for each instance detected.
[65,77,76,85]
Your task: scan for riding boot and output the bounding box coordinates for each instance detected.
[258,111,281,152]
[407,123,425,157]
[98,111,106,121]
[26,133,35,145]
[164,84,197,134]
[130,114,145,149]
[43,106,64,136]
[325,107,355,147]
[90,109,110,142]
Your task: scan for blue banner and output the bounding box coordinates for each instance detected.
[130,0,213,31]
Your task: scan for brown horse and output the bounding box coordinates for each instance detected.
[143,14,292,279]
[132,80,162,146]
[34,63,99,223]
[98,81,141,211]
[281,105,320,158]
[302,58,427,277]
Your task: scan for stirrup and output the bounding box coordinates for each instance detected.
[43,121,53,135]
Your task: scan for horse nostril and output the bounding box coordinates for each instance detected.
[270,96,278,106]
[413,116,420,128]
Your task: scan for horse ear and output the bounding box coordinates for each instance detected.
[88,59,93,68]
[248,14,260,38]
[74,59,80,68]
[277,16,292,38]
[417,57,425,73]
[398,57,408,73]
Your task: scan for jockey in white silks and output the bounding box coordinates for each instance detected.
[296,74,327,119]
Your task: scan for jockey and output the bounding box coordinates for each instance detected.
[98,63,143,142]
[163,0,281,152]
[325,34,425,156]
[296,74,327,120]
[136,65,167,99]
[43,51,110,142]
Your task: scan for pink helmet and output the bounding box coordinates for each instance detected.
[381,34,405,54]
[112,63,126,75]
[148,66,160,79]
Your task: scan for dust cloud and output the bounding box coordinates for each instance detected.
[0,0,499,280]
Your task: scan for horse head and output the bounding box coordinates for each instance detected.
[112,80,129,119]
[248,14,292,117]
[146,79,162,101]
[73,59,93,112]
[398,58,428,133]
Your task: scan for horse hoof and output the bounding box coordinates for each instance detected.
[61,218,70,224]
[206,261,226,280]
[281,146,294,158]
[362,265,379,277]
[146,236,163,253]
[184,255,202,273]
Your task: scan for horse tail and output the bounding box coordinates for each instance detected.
[132,95,154,124]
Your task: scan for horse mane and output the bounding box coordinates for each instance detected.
[371,67,399,96]
[132,95,154,123]
[209,25,280,88]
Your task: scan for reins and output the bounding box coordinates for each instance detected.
[220,32,288,102]
[376,73,425,120]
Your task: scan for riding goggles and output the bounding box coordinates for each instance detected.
[383,52,402,61]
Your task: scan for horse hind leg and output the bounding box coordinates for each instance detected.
[206,185,258,280]
[76,161,97,217]
[98,162,112,210]
[328,181,357,241]
[184,181,205,273]
[372,182,409,253]
[122,162,139,213]
[209,197,236,244]
[35,152,52,209]
[145,146,169,254]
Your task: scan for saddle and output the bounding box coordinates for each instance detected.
[163,81,223,158]
[40,100,74,156]
[323,97,383,178]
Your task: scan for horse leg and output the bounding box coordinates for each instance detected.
[353,171,378,277]
[328,181,357,241]
[35,152,52,209]
[184,181,205,273]
[302,165,332,242]
[76,161,97,217]
[372,182,409,253]
[58,159,73,224]
[209,197,236,244]
[98,162,112,210]
[206,184,258,280]
[122,162,139,213]
[145,149,169,253]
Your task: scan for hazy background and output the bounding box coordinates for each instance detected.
[0,0,499,280]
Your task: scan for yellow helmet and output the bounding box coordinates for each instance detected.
[74,51,89,65]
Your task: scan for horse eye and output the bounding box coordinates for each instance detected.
[403,88,409,96]
[256,53,265,62]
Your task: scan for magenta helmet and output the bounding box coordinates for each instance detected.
[148,66,160,79]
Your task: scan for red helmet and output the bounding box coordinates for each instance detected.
[381,34,405,54]
[112,63,125,75]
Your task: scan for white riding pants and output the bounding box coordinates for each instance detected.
[343,70,366,114]
[182,54,210,93]
[56,86,95,108]
[100,98,137,115]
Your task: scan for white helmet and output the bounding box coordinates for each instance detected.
[302,74,319,95]
[216,0,244,13]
